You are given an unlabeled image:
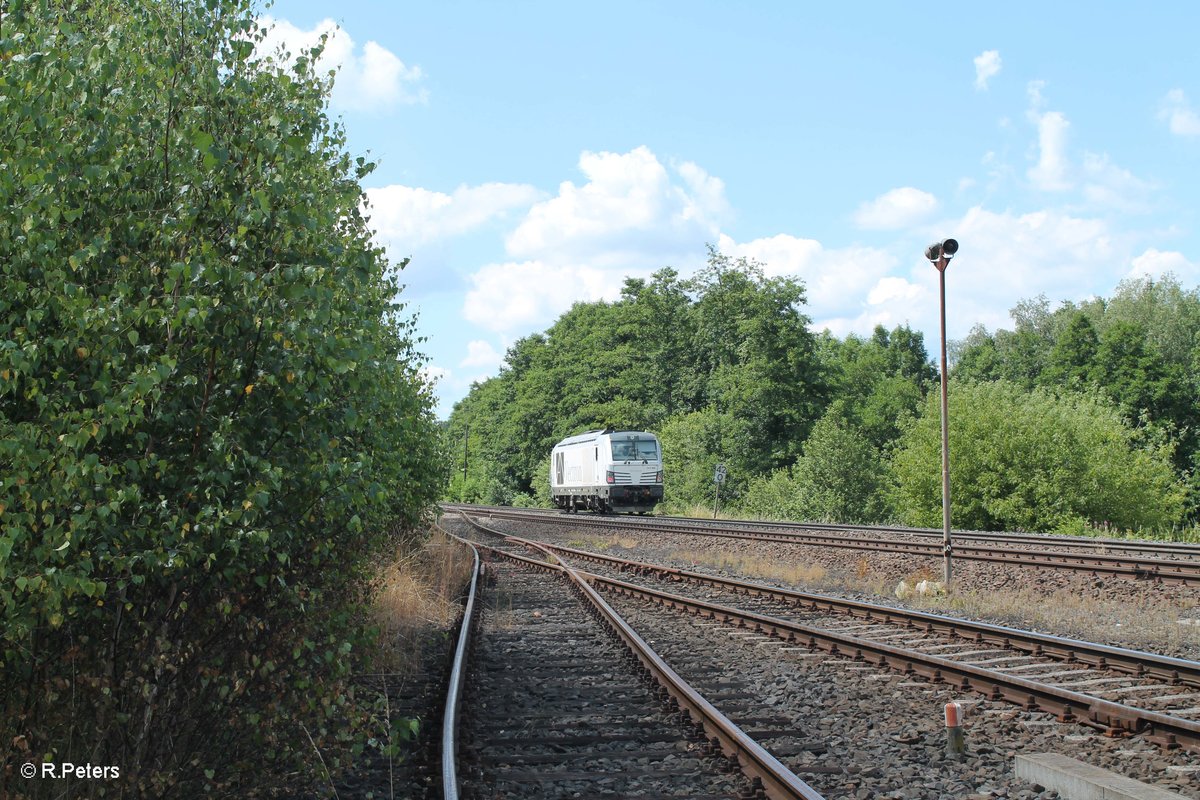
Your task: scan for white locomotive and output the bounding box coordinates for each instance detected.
[550,429,664,514]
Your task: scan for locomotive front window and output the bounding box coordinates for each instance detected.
[612,440,659,460]
[635,440,658,459]
[611,441,636,459]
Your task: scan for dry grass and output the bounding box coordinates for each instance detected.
[370,529,476,676]
[671,547,828,585]
[932,587,1200,656]
[568,534,641,552]
[661,503,742,521]
[854,556,871,581]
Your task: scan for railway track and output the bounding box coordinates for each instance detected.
[445,504,1200,585]
[454,512,1200,757]
[440,526,824,799]
[445,503,1200,559]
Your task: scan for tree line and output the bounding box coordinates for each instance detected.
[446,249,1197,537]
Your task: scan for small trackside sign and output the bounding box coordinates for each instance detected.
[713,463,727,483]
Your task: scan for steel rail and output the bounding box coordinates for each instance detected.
[453,513,1200,753]
[439,527,826,800]
[588,573,1200,752]
[440,536,481,800]
[610,507,1200,557]
[443,502,1200,557]
[454,505,1200,584]
[703,518,1200,558]
[457,513,1200,689]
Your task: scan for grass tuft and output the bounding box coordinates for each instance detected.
[370,530,476,676]
[671,548,828,585]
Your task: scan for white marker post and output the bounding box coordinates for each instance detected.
[945,702,966,758]
[712,463,727,518]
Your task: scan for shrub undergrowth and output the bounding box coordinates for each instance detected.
[1,2,445,795]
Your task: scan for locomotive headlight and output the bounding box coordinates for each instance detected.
[655,471,663,483]
[605,470,615,484]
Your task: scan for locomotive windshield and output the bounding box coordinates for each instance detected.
[611,439,659,460]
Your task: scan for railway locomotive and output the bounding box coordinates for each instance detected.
[550,429,664,514]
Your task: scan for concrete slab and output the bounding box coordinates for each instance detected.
[1014,752,1186,799]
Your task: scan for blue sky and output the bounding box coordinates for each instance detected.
[261,1,1200,417]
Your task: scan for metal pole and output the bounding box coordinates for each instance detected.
[938,265,952,586]
[713,480,720,519]
[462,423,469,484]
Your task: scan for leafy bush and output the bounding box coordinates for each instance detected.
[658,407,744,510]
[1,2,443,795]
[888,380,1185,532]
[739,410,886,523]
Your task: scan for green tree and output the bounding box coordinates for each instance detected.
[444,251,827,507]
[685,248,827,473]
[1043,312,1099,389]
[951,324,1003,382]
[819,325,934,452]
[1,3,443,794]
[889,381,1185,532]
[952,281,1200,523]
[658,406,747,509]
[953,297,1067,390]
[1093,321,1191,427]
[1097,274,1200,369]
[741,407,886,523]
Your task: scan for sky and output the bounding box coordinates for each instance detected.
[258,1,1200,418]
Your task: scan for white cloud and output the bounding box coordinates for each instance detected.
[463,260,621,333]
[808,276,932,339]
[947,206,1122,335]
[715,233,822,279]
[1028,106,1071,191]
[1079,153,1154,211]
[460,339,505,370]
[867,276,923,306]
[1027,80,1047,110]
[506,146,726,262]
[853,187,939,230]
[716,233,899,326]
[1159,89,1200,136]
[1019,83,1150,210]
[1128,248,1199,282]
[256,16,427,110]
[461,147,730,333]
[816,206,1138,342]
[365,182,542,248]
[973,50,1002,91]
[1022,81,1080,191]
[435,133,1166,396]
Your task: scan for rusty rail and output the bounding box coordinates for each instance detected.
[591,570,1200,753]
[440,526,826,800]
[455,512,1200,753]
[494,529,1200,689]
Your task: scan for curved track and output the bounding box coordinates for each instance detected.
[439,523,825,799]
[446,504,1200,585]
[456,511,1200,755]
